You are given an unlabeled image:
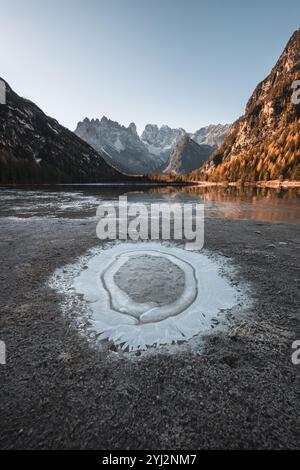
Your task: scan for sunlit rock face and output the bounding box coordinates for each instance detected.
[50,243,242,352]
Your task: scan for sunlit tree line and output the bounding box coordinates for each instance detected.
[190,119,300,182]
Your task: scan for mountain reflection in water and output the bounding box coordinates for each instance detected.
[0,184,299,223]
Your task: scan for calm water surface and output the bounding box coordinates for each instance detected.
[0,185,299,223]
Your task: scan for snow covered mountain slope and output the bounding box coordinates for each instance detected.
[75,117,166,174]
[75,117,229,175]
[191,124,230,147]
[141,124,186,158]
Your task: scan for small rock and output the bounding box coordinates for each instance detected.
[58,351,72,363]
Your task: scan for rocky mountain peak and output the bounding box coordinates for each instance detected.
[100,115,109,124]
[164,134,213,175]
[192,123,230,147]
[141,124,186,154]
[141,124,159,144]
[128,122,137,135]
[75,116,168,174]
[275,28,300,74]
[245,28,300,115]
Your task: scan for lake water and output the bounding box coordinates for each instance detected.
[0,184,299,223]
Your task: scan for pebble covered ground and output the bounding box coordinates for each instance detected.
[0,214,300,449]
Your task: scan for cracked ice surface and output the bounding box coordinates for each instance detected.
[50,242,241,351]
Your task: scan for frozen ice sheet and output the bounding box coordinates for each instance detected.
[49,242,244,352]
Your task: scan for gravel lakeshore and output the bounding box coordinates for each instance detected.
[0,214,300,449]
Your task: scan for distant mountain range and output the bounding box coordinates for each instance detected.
[0,77,228,183]
[0,79,128,184]
[75,117,167,174]
[3,30,297,184]
[191,28,300,182]
[75,118,229,174]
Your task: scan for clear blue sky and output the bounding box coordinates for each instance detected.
[1,0,299,133]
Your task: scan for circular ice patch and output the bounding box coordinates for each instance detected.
[102,250,197,323]
[58,242,240,351]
